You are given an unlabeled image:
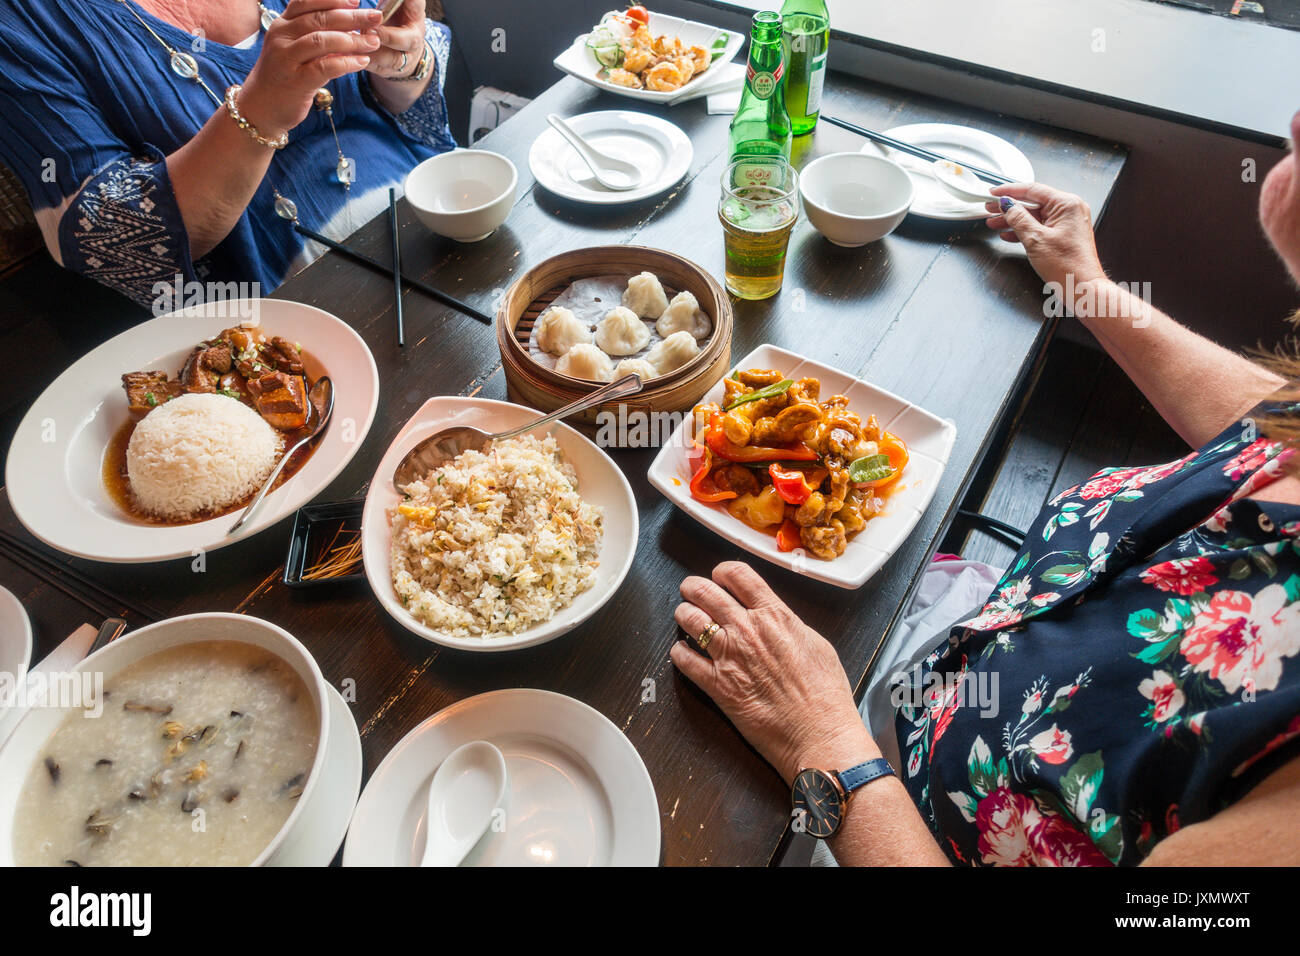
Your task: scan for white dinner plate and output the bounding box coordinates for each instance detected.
[4,299,379,563]
[342,688,660,866]
[553,10,744,105]
[647,344,957,590]
[0,588,31,725]
[529,110,694,205]
[862,123,1035,221]
[267,685,363,867]
[361,396,638,651]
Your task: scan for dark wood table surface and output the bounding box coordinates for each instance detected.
[0,72,1126,865]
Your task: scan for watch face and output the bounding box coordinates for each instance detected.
[792,769,844,839]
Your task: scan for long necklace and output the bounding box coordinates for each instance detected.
[116,0,356,232]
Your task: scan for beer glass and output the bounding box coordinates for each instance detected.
[718,157,800,301]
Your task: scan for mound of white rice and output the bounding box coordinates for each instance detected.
[391,434,603,638]
[126,393,283,520]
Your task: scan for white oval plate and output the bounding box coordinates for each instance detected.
[647,344,957,590]
[552,11,743,106]
[4,299,379,563]
[529,110,693,205]
[343,688,659,867]
[862,123,1035,221]
[361,396,638,651]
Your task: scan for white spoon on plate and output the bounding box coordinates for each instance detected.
[419,740,508,867]
[932,159,1039,209]
[546,113,642,191]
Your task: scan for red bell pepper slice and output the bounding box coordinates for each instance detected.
[689,445,737,503]
[776,518,802,552]
[704,413,819,464]
[769,464,813,505]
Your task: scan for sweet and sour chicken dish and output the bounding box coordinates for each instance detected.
[689,369,909,560]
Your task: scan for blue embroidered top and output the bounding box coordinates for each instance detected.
[0,0,455,308]
[894,407,1300,865]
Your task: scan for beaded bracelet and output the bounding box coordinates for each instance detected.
[224,85,289,150]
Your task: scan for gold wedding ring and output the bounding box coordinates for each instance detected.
[696,622,720,650]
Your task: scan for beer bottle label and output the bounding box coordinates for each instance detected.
[746,61,784,100]
[805,53,827,114]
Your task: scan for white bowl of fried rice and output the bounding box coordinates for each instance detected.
[361,396,639,651]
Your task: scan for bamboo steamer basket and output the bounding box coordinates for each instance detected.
[497,245,732,444]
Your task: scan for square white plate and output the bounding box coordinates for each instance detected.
[553,11,744,106]
[647,345,957,589]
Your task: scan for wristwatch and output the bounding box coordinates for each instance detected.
[792,757,895,838]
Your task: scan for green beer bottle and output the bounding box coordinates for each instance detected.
[727,11,792,162]
[781,0,829,136]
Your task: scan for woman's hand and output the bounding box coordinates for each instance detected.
[983,182,1106,290]
[240,0,382,138]
[670,561,878,785]
[365,0,429,81]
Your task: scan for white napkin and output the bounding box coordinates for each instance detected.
[706,89,743,115]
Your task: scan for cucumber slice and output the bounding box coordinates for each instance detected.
[590,42,624,69]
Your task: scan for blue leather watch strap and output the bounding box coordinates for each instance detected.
[835,757,895,794]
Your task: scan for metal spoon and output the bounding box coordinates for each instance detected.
[419,740,508,867]
[393,373,643,491]
[228,377,334,535]
[932,160,1039,208]
[546,113,643,191]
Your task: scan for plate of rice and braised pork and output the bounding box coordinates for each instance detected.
[5,299,379,563]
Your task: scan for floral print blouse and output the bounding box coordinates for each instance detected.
[893,405,1300,865]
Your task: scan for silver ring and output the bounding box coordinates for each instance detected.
[397,51,408,74]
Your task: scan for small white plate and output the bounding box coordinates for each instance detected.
[267,685,363,867]
[0,588,31,724]
[553,11,743,106]
[529,110,693,205]
[5,299,379,563]
[342,688,659,867]
[361,396,638,651]
[647,344,957,590]
[862,123,1034,221]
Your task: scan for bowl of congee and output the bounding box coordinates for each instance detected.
[0,613,329,867]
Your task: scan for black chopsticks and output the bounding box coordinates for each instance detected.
[293,223,494,326]
[821,114,1016,186]
[388,188,404,346]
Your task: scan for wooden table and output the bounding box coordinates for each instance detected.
[0,72,1125,865]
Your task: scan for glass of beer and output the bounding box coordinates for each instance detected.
[718,157,800,300]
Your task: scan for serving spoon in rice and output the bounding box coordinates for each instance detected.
[229,377,335,536]
[392,373,644,492]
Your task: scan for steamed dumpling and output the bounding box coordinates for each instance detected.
[556,343,614,382]
[647,330,700,374]
[655,290,710,339]
[614,357,658,382]
[537,306,592,356]
[622,271,669,319]
[594,306,651,356]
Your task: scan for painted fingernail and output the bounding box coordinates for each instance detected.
[998,197,1016,212]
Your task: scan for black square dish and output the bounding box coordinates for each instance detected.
[283,498,366,588]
